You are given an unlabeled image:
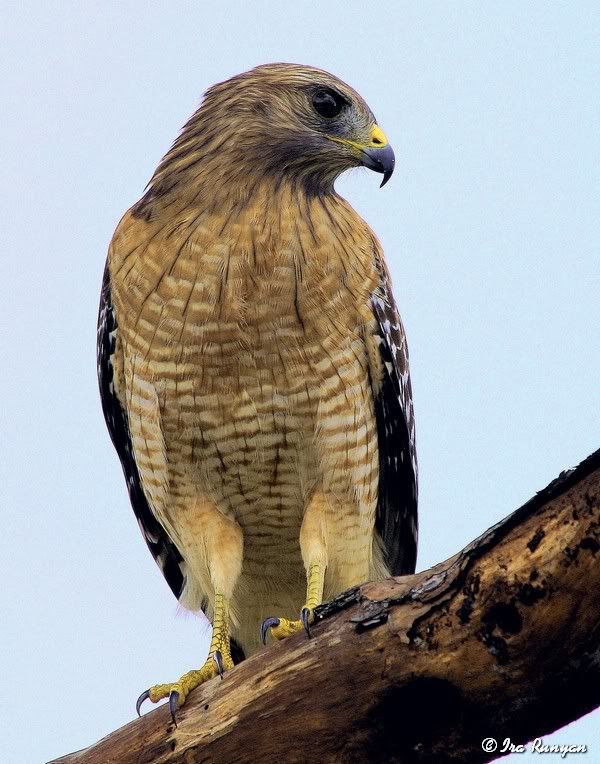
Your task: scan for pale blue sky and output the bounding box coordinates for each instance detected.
[1,2,598,762]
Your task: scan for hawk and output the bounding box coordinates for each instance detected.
[98,63,417,720]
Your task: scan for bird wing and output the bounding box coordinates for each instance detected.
[370,256,418,575]
[97,263,186,599]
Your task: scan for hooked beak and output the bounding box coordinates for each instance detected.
[359,125,395,187]
[328,124,395,188]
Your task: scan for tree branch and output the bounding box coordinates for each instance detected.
[49,450,600,764]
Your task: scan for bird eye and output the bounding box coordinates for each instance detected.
[312,89,346,119]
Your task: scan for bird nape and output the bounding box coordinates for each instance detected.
[97,62,417,723]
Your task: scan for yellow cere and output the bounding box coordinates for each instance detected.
[328,123,389,152]
[368,124,388,147]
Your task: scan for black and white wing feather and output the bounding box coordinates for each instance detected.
[97,264,186,599]
[371,260,418,576]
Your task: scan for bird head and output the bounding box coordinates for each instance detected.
[150,64,395,203]
[206,63,395,191]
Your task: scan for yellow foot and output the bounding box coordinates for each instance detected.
[136,649,234,724]
[261,607,314,644]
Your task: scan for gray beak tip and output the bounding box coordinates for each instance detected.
[361,143,395,188]
[380,168,393,188]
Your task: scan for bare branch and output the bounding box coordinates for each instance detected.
[49,449,600,764]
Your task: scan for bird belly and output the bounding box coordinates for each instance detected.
[178,359,318,638]
[124,329,380,654]
[218,345,379,646]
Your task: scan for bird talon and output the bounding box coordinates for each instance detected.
[300,607,313,638]
[261,613,315,642]
[136,689,151,717]
[213,650,225,679]
[260,616,281,645]
[169,690,180,726]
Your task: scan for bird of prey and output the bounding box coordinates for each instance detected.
[98,63,417,720]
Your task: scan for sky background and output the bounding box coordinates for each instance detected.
[1,2,598,762]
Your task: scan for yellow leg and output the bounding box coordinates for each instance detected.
[261,561,325,642]
[137,593,234,722]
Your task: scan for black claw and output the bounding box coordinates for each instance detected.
[260,616,280,645]
[213,650,225,679]
[136,689,150,717]
[169,691,180,726]
[300,608,312,638]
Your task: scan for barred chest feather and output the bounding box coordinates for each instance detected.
[108,189,383,545]
[110,190,378,370]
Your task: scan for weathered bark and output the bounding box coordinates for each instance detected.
[49,450,600,764]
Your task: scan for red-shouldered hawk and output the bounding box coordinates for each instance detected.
[98,63,417,721]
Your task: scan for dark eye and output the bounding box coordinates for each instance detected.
[312,89,346,119]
